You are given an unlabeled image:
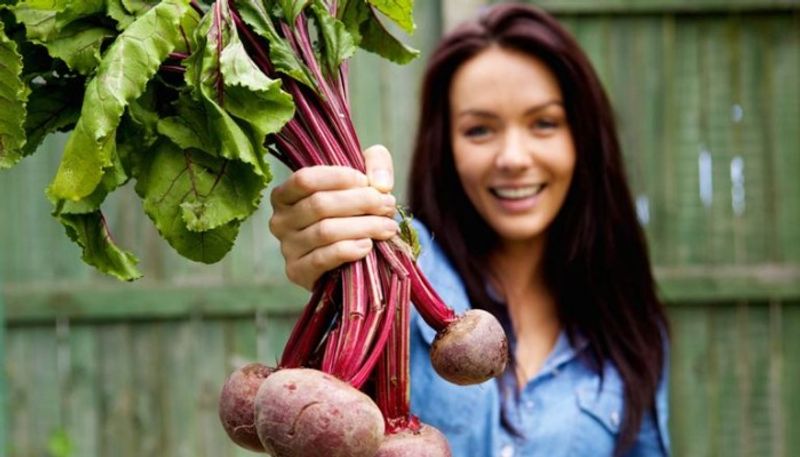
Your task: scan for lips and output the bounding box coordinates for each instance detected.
[490,184,546,200]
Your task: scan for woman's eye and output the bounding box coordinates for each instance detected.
[464,125,491,138]
[533,118,560,131]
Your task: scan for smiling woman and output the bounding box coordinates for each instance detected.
[269,3,670,457]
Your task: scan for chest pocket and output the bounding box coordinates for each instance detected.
[570,383,623,456]
[577,385,623,434]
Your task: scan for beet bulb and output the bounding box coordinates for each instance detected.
[254,368,385,457]
[375,423,452,457]
[218,362,275,452]
[430,309,508,385]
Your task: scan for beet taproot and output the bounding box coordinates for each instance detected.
[430,309,508,385]
[254,368,385,457]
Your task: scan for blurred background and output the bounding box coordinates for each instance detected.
[1,0,798,456]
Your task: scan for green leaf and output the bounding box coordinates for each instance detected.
[0,19,29,169]
[397,206,420,259]
[13,0,105,41]
[47,0,192,201]
[308,0,355,77]
[157,95,216,152]
[122,0,160,15]
[359,4,418,64]
[39,19,114,74]
[184,1,293,178]
[58,140,128,214]
[22,77,82,157]
[47,428,74,457]
[12,1,67,42]
[339,0,418,64]
[367,0,414,34]
[236,0,317,91]
[57,0,106,27]
[57,210,142,281]
[125,82,162,147]
[106,0,136,29]
[219,30,295,141]
[279,0,309,26]
[134,139,255,262]
[107,0,160,31]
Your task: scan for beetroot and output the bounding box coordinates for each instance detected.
[254,368,385,457]
[430,309,508,385]
[375,424,452,457]
[218,363,275,452]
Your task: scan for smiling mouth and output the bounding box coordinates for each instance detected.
[490,184,546,200]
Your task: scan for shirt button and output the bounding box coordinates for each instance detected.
[610,411,620,427]
[500,444,515,457]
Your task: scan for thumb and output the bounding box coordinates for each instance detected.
[363,144,394,193]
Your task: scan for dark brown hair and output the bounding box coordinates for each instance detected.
[407,3,669,454]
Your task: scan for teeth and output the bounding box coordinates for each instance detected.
[493,185,544,200]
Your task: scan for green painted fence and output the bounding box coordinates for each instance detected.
[2,1,799,456]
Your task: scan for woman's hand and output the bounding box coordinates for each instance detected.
[269,145,399,290]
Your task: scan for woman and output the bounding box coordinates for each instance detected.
[268,4,670,456]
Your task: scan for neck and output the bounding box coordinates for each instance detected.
[489,235,547,296]
[490,235,561,385]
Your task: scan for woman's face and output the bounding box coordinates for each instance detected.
[449,46,576,248]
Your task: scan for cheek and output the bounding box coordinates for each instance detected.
[452,142,481,187]
[551,138,576,184]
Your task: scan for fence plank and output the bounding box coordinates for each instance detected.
[131,323,168,457]
[784,302,800,454]
[97,324,136,457]
[63,323,101,457]
[0,279,5,456]
[7,326,61,457]
[669,306,712,457]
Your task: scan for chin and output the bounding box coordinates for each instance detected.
[492,224,548,244]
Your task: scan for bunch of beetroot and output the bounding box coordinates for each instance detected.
[198,0,510,455]
[0,0,507,452]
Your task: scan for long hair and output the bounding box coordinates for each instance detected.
[407,4,669,454]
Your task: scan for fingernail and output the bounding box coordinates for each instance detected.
[357,239,373,249]
[384,219,399,232]
[382,194,396,207]
[371,169,392,189]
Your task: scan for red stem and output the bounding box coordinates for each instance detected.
[348,274,399,389]
[280,275,338,368]
[402,253,457,331]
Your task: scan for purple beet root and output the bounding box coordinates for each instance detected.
[218,363,275,452]
[430,309,508,385]
[375,424,452,457]
[254,368,385,457]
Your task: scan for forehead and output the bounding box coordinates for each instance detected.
[449,46,562,111]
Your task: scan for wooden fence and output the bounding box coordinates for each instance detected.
[2,1,799,456]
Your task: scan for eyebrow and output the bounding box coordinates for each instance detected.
[456,100,564,119]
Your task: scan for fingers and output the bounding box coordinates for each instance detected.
[286,238,375,290]
[363,144,394,193]
[270,186,396,237]
[282,215,399,260]
[271,165,369,207]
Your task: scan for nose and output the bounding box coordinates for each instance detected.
[495,128,531,173]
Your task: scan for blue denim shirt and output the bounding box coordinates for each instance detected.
[408,221,670,457]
